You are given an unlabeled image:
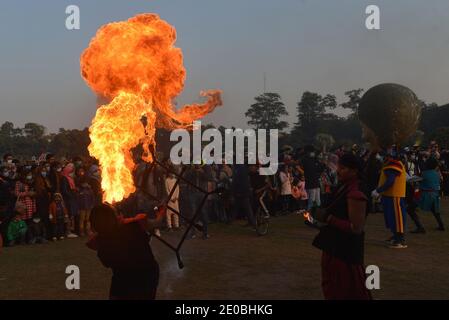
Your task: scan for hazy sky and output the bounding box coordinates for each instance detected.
[1,0,449,133]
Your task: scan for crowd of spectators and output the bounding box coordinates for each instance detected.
[1,141,447,248]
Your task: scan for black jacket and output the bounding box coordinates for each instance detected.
[301,157,324,189]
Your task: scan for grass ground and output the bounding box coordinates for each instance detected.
[1,199,448,300]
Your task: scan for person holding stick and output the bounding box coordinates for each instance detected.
[88,203,164,300]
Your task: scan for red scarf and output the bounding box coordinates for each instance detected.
[62,164,76,190]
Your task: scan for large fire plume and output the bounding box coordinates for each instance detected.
[80,14,222,203]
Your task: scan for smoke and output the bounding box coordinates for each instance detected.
[163,257,186,296]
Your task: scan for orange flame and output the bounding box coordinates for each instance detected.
[303,211,311,221]
[80,14,222,203]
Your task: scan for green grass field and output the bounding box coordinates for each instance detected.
[1,199,448,300]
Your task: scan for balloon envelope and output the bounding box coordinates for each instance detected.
[358,83,421,148]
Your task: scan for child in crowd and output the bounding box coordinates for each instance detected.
[49,193,68,240]
[14,170,37,227]
[6,206,28,246]
[28,213,48,244]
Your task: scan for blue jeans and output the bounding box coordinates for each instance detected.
[53,221,65,238]
[307,188,321,210]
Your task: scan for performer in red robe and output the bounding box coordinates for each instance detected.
[312,153,372,300]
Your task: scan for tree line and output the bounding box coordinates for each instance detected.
[1,89,449,158]
[245,89,449,150]
[0,122,90,159]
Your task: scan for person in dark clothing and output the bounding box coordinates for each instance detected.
[232,164,256,228]
[88,204,161,300]
[216,164,233,223]
[49,193,68,240]
[34,165,52,239]
[0,201,8,247]
[417,152,428,174]
[28,213,48,244]
[0,199,16,251]
[45,153,56,165]
[203,165,218,223]
[406,177,425,233]
[293,147,305,162]
[417,157,445,231]
[76,167,95,236]
[440,149,449,196]
[301,146,325,210]
[312,153,371,300]
[87,164,103,206]
[184,165,209,239]
[49,162,63,195]
[61,163,79,238]
[0,166,15,212]
[134,161,165,216]
[364,152,382,213]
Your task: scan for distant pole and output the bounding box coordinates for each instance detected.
[263,72,267,93]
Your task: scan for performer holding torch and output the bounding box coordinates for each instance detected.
[311,153,371,300]
[309,83,421,299]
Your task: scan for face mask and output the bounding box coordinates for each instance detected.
[7,159,13,164]
[2,171,9,177]
[56,168,62,173]
[33,217,41,223]
[26,175,33,181]
[41,171,47,178]
[25,166,32,170]
[376,154,383,161]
